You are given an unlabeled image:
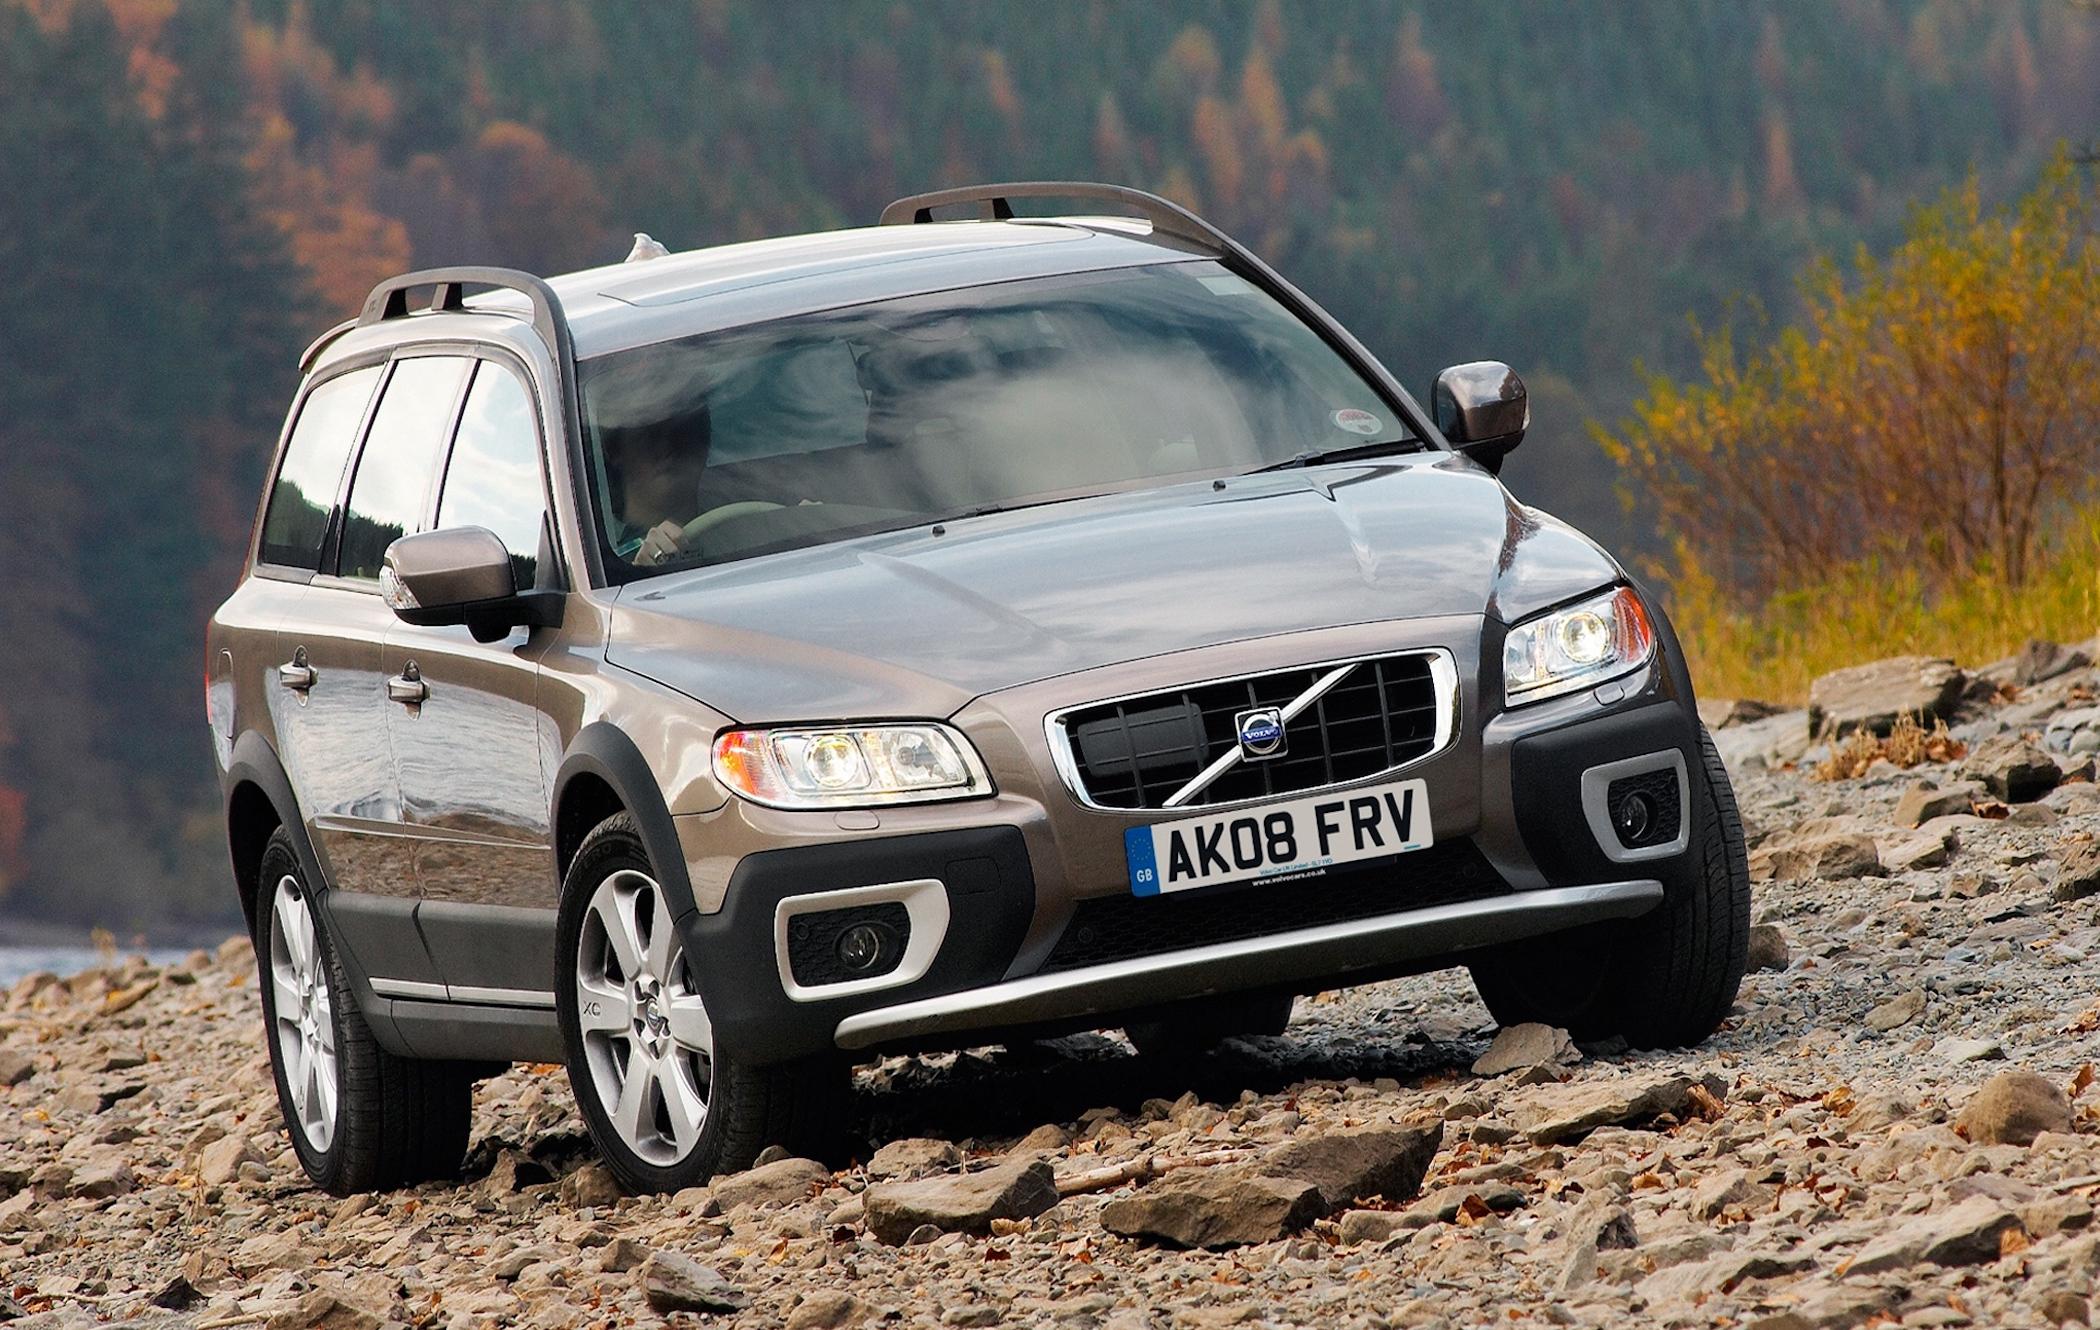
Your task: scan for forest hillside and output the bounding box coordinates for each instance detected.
[2,0,2094,930]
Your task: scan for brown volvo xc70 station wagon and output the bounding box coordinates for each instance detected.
[206,183,1750,1195]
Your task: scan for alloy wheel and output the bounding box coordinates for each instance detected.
[268,874,338,1154]
[574,869,713,1165]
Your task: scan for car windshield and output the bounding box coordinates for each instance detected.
[578,260,1417,577]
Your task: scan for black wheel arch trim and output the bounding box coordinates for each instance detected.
[222,729,422,1057]
[551,722,701,923]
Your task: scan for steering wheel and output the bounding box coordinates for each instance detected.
[679,501,786,544]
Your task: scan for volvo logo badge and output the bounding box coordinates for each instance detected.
[1235,707,1287,760]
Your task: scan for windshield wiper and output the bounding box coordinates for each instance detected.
[1245,439,1426,474]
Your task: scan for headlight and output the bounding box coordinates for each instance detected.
[1503,585,1655,705]
[711,723,994,808]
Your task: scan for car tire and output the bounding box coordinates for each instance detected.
[256,828,474,1195]
[1469,725,1750,1049]
[556,812,845,1194]
[1124,991,1295,1058]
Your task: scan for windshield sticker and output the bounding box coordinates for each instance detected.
[1332,408,1383,436]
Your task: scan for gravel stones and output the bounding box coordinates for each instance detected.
[2053,839,2100,903]
[1809,656,1966,738]
[1957,1071,2073,1146]
[863,1157,1057,1244]
[557,1161,623,1209]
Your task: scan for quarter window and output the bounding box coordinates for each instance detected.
[436,363,548,588]
[338,356,471,580]
[257,366,381,570]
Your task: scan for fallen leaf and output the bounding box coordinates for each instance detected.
[1999,1226,2031,1258]
[1687,1083,1727,1120]
[2071,1063,2095,1100]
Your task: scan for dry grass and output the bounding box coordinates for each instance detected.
[1810,712,1966,782]
[1664,506,2100,705]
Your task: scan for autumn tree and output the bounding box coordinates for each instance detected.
[1600,154,2100,601]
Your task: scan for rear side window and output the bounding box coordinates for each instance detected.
[257,366,381,570]
[436,362,548,588]
[338,356,471,580]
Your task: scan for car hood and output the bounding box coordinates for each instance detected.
[606,455,1623,722]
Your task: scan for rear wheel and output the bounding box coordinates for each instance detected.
[557,813,845,1193]
[1125,991,1295,1058]
[1469,726,1750,1049]
[256,829,473,1195]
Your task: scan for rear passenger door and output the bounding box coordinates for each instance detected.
[383,357,561,1002]
[278,352,472,992]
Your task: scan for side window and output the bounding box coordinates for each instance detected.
[436,362,549,588]
[257,366,382,570]
[337,356,472,580]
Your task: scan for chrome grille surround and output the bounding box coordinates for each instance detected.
[1044,649,1459,813]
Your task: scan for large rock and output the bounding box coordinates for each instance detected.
[265,1290,386,1330]
[1808,656,1965,738]
[2053,840,2100,904]
[1711,710,1814,772]
[637,1252,746,1314]
[865,1137,963,1180]
[199,1135,265,1187]
[1514,1074,1720,1144]
[864,1157,1057,1244]
[1257,1121,1442,1208]
[1745,924,1790,972]
[1865,989,1927,1033]
[1472,1024,1580,1077]
[1957,1071,2073,1146]
[1894,779,1987,827]
[1768,833,1885,882]
[1099,1170,1325,1249]
[1960,736,2062,803]
[712,1155,830,1211]
[557,1162,624,1209]
[2011,638,2091,686]
[1845,1195,2022,1273]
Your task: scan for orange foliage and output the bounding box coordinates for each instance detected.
[1600,154,2100,601]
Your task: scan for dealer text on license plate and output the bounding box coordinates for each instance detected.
[1123,777,1432,896]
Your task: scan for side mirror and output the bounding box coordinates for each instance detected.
[1432,361,1528,473]
[382,527,558,642]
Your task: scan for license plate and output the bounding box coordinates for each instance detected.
[1123,778,1433,896]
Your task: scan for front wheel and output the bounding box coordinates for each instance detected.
[1469,726,1750,1049]
[556,813,845,1193]
[256,829,473,1194]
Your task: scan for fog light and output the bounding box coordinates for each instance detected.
[836,922,894,972]
[1615,791,1654,843]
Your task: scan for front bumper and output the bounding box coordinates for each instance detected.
[674,616,1704,1064]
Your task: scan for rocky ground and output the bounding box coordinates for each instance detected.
[5,647,2100,1329]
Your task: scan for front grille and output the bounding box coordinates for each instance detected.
[1039,839,1508,974]
[1055,654,1444,810]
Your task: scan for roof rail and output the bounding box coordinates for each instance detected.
[879,181,1234,253]
[354,266,575,370]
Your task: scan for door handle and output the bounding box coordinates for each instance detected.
[277,648,317,693]
[386,661,428,706]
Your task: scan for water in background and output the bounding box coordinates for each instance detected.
[0,947,195,988]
